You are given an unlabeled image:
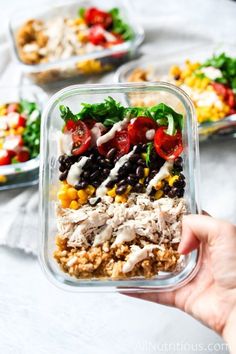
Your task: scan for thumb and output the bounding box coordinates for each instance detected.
[178,214,233,254]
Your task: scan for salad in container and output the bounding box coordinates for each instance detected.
[116,52,236,141]
[9,0,144,84]
[0,86,46,190]
[40,83,201,292]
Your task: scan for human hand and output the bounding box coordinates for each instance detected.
[125,215,236,350]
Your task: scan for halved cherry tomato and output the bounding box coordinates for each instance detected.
[7,103,20,114]
[64,120,78,132]
[128,116,157,145]
[212,82,236,109]
[8,113,26,128]
[98,130,130,158]
[154,126,183,160]
[0,149,11,165]
[67,121,91,155]
[89,25,106,45]
[84,7,113,29]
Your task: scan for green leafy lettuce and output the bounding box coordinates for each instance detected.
[20,100,41,158]
[201,53,236,93]
[109,8,134,41]
[59,98,184,136]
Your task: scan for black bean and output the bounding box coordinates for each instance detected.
[133,183,143,193]
[106,148,117,160]
[173,179,186,188]
[82,171,90,179]
[168,188,178,198]
[84,159,93,170]
[163,184,171,194]
[179,173,185,181]
[133,144,142,153]
[59,171,68,181]
[129,154,140,163]
[123,161,132,170]
[58,155,65,163]
[116,185,127,195]
[103,168,110,176]
[127,175,137,186]
[59,164,67,172]
[92,180,100,188]
[100,159,113,168]
[136,166,144,178]
[150,169,158,178]
[176,189,184,198]
[117,179,127,187]
[118,166,127,177]
[137,159,146,167]
[106,180,116,188]
[174,156,183,168]
[141,143,147,151]
[75,180,88,190]
[90,170,100,180]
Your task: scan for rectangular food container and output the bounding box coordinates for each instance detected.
[39,83,201,292]
[0,85,47,190]
[8,0,144,85]
[115,49,236,142]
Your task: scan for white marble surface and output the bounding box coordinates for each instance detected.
[1,0,236,353]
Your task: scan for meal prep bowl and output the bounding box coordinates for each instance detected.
[9,0,144,85]
[115,52,236,141]
[39,82,201,292]
[0,85,47,190]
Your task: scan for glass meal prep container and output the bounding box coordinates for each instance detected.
[39,82,201,292]
[8,0,144,85]
[0,85,47,190]
[115,51,236,142]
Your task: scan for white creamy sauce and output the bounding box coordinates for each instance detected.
[96,147,136,197]
[145,129,155,140]
[0,117,8,130]
[93,225,113,247]
[97,118,129,146]
[122,245,162,273]
[146,160,174,194]
[23,43,39,53]
[90,122,106,146]
[201,66,222,80]
[67,156,89,186]
[58,132,73,156]
[112,226,136,247]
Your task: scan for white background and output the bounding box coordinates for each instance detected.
[1,0,236,353]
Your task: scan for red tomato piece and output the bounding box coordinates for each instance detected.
[154,126,183,160]
[64,120,78,132]
[0,149,11,165]
[16,148,30,162]
[89,25,106,45]
[128,116,157,145]
[7,103,20,114]
[98,130,130,158]
[70,121,91,155]
[84,7,113,29]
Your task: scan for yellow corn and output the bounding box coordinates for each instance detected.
[170,65,181,78]
[57,190,69,201]
[69,200,80,210]
[115,195,127,203]
[77,189,88,204]
[85,185,95,196]
[126,185,132,194]
[144,168,149,177]
[107,186,117,198]
[16,126,25,135]
[141,153,147,160]
[139,178,144,184]
[155,181,164,190]
[67,187,78,200]
[168,175,179,187]
[0,175,7,183]
[61,200,71,208]
[155,190,164,200]
[77,32,88,43]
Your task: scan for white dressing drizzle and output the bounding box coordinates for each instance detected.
[67,156,89,186]
[96,147,136,197]
[146,160,174,195]
[97,118,129,146]
[111,226,136,247]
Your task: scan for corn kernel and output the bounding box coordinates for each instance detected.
[0,175,7,183]
[126,185,132,194]
[57,190,69,201]
[168,175,179,187]
[16,126,24,134]
[155,190,164,200]
[155,181,164,190]
[170,65,181,78]
[139,178,144,184]
[67,187,78,200]
[141,153,147,160]
[115,195,127,203]
[77,32,88,43]
[107,186,117,198]
[61,200,71,208]
[144,168,149,177]
[77,189,88,203]
[69,200,80,210]
[85,185,95,196]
